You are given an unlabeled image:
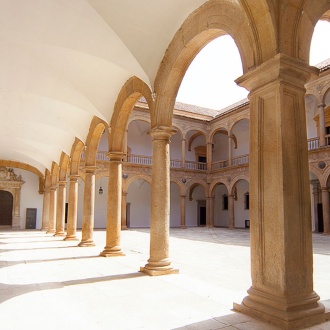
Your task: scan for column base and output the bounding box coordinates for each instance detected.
[40,227,48,232]
[100,246,125,257]
[234,288,330,330]
[140,266,179,276]
[46,229,56,234]
[63,235,79,241]
[78,240,96,247]
[121,226,128,230]
[53,232,66,237]
[180,226,187,229]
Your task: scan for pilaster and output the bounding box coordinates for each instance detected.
[180,195,186,228]
[228,194,235,229]
[233,54,329,329]
[140,126,179,276]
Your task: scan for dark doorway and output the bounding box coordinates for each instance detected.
[0,190,13,226]
[317,203,324,233]
[197,200,206,226]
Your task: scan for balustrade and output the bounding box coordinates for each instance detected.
[232,154,249,166]
[308,137,319,150]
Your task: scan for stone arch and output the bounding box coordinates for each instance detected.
[210,128,229,143]
[317,164,330,187]
[170,179,186,196]
[0,160,44,194]
[153,0,265,127]
[109,76,153,153]
[58,152,70,182]
[128,115,151,126]
[70,138,85,176]
[322,84,330,104]
[85,117,109,167]
[210,180,230,197]
[187,131,207,151]
[186,179,208,200]
[44,169,52,190]
[123,173,152,193]
[172,125,183,140]
[229,174,250,193]
[290,1,330,63]
[51,162,59,187]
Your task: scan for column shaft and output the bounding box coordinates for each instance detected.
[121,191,128,230]
[100,154,125,257]
[321,187,330,234]
[233,54,328,328]
[206,141,212,170]
[181,138,186,168]
[206,196,213,227]
[228,135,232,166]
[65,175,79,240]
[180,195,186,228]
[55,181,66,236]
[318,103,326,147]
[78,167,96,247]
[46,187,57,234]
[41,190,50,231]
[228,195,235,229]
[140,126,178,276]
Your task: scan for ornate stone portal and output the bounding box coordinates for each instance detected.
[0,167,24,228]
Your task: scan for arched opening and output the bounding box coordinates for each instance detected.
[187,183,207,226]
[0,190,13,226]
[212,183,229,227]
[232,179,250,228]
[170,128,182,168]
[185,130,207,169]
[127,178,151,228]
[231,119,249,164]
[211,129,229,168]
[309,20,330,66]
[310,172,322,233]
[170,182,181,227]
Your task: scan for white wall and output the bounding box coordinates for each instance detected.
[127,179,151,227]
[232,120,249,157]
[13,168,43,229]
[185,132,206,161]
[128,120,152,156]
[233,180,249,228]
[170,131,182,161]
[213,184,229,227]
[212,133,229,162]
[185,184,205,226]
[170,182,181,227]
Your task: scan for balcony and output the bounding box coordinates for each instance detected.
[82,138,328,173]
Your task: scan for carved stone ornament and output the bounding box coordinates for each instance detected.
[0,166,23,182]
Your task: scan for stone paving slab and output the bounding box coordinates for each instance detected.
[0,228,329,330]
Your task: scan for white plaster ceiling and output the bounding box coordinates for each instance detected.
[0,0,208,173]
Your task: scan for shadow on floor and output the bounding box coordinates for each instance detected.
[0,271,145,304]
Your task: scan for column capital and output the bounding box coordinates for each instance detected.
[50,185,57,191]
[149,126,176,141]
[320,186,329,192]
[58,180,67,187]
[84,166,97,174]
[69,174,80,181]
[318,103,326,109]
[106,151,125,162]
[236,53,319,92]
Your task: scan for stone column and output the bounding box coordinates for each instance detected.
[64,175,79,241]
[206,141,212,170]
[41,189,50,231]
[228,135,232,166]
[100,152,125,257]
[318,102,326,147]
[206,196,213,227]
[12,188,21,229]
[181,138,186,168]
[78,166,96,247]
[180,195,186,228]
[233,54,328,329]
[228,194,235,229]
[321,187,330,234]
[312,186,319,232]
[54,181,66,236]
[123,129,128,162]
[140,126,178,276]
[121,191,128,230]
[46,186,57,234]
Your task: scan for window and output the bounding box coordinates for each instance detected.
[222,194,228,210]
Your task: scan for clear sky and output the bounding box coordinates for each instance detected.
[176,20,330,111]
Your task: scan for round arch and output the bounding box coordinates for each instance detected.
[0,160,44,194]
[70,138,85,176]
[85,117,109,167]
[229,174,250,193]
[210,180,230,197]
[153,0,264,127]
[123,173,152,193]
[109,76,153,153]
[58,152,70,182]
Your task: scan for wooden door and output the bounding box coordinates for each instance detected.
[0,190,13,226]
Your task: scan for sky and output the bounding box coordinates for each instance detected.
[176,20,330,111]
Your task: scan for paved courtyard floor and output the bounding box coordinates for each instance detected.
[0,227,329,330]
